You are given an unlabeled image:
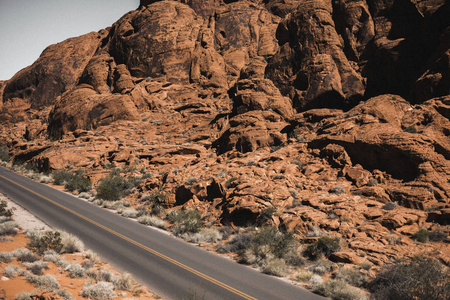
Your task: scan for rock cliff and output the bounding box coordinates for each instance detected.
[1,0,449,278]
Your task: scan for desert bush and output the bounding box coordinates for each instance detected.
[309,274,324,287]
[53,170,91,192]
[65,170,92,193]
[305,236,341,259]
[60,231,84,253]
[252,227,299,261]
[0,251,13,263]
[0,220,19,235]
[262,258,287,276]
[295,270,314,282]
[183,228,223,243]
[99,270,114,282]
[55,289,74,300]
[15,292,32,300]
[121,209,139,218]
[53,171,73,185]
[0,200,15,217]
[27,230,63,254]
[137,215,167,229]
[81,282,116,299]
[3,265,20,278]
[335,267,367,287]
[240,227,301,269]
[369,255,450,300]
[314,279,367,300]
[145,190,166,215]
[68,264,86,278]
[55,258,70,268]
[411,228,430,243]
[23,261,49,275]
[217,232,253,253]
[169,209,203,236]
[96,175,129,200]
[25,272,60,290]
[308,259,335,275]
[42,250,59,263]
[12,248,39,262]
[113,272,134,291]
[0,146,10,162]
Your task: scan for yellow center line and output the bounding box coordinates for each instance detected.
[0,174,258,300]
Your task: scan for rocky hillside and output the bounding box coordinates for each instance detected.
[1,0,449,278]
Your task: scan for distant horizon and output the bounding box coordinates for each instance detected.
[0,0,139,81]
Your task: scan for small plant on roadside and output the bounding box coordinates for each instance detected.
[96,175,129,200]
[313,279,367,300]
[169,209,203,236]
[27,230,63,254]
[137,215,167,230]
[0,146,10,162]
[0,200,15,217]
[305,236,341,260]
[81,281,116,299]
[369,255,450,300]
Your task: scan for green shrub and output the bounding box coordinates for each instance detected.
[217,233,253,253]
[53,171,74,185]
[169,210,203,236]
[369,255,450,300]
[403,125,418,133]
[27,230,63,254]
[305,236,341,259]
[0,200,15,217]
[411,228,430,243]
[96,175,128,200]
[240,227,301,268]
[53,170,91,193]
[0,146,10,162]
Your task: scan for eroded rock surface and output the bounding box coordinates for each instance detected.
[1,0,449,277]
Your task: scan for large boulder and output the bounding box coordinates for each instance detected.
[2,32,104,108]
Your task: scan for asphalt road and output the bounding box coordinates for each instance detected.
[0,166,326,300]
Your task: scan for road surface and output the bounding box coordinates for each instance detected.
[0,166,325,300]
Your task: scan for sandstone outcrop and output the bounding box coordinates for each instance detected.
[1,0,449,281]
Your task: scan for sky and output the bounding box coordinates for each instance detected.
[0,0,139,80]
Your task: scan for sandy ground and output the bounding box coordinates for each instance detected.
[0,193,160,300]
